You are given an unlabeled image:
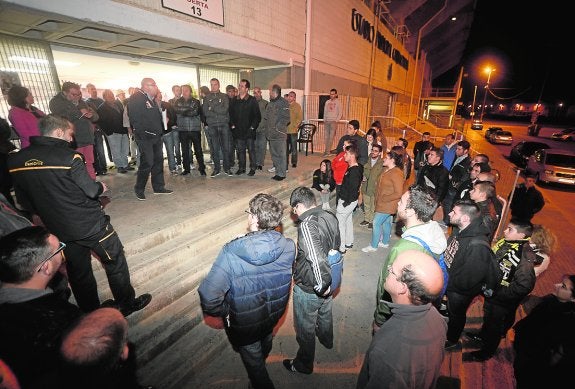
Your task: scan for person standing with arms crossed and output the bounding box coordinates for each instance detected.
[323,88,342,155]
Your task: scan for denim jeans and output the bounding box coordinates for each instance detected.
[255,130,267,167]
[209,124,232,171]
[336,199,357,250]
[286,133,298,166]
[162,131,180,171]
[371,212,393,247]
[292,284,333,373]
[236,332,275,389]
[324,121,337,153]
[446,290,476,343]
[268,138,287,177]
[106,133,129,169]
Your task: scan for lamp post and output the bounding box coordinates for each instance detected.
[479,67,495,122]
[471,85,477,118]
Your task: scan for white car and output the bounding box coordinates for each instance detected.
[527,149,575,186]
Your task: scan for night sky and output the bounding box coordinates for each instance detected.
[434,0,572,107]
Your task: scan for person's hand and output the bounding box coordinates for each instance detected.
[80,108,93,118]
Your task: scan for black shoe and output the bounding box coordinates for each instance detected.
[225,170,233,176]
[117,168,128,174]
[462,350,492,363]
[292,164,297,168]
[154,189,173,195]
[199,170,207,176]
[345,244,353,249]
[282,359,312,375]
[120,293,152,317]
[444,340,461,351]
[257,165,263,170]
[126,166,135,171]
[135,191,146,201]
[235,169,246,175]
[271,175,285,181]
[465,331,484,343]
[96,171,107,176]
[367,223,373,229]
[359,221,369,226]
[181,171,190,176]
[100,299,118,308]
[210,170,221,178]
[247,169,255,176]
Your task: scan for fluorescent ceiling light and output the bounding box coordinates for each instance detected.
[8,56,80,67]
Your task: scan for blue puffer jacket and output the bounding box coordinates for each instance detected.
[198,230,296,346]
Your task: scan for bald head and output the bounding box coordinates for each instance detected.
[61,308,128,373]
[385,250,444,305]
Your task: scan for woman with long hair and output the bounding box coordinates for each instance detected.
[312,159,336,210]
[7,85,45,149]
[530,224,557,277]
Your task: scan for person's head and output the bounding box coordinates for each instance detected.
[449,200,480,230]
[471,161,491,180]
[397,185,437,223]
[504,219,533,240]
[444,133,455,145]
[246,193,284,231]
[470,181,495,202]
[385,250,444,305]
[320,159,332,174]
[530,224,557,256]
[290,187,317,217]
[0,226,65,287]
[397,137,408,148]
[471,153,489,166]
[253,87,263,100]
[60,308,129,379]
[329,88,338,100]
[427,147,443,166]
[523,170,537,188]
[140,78,158,98]
[365,128,377,144]
[209,78,220,93]
[383,149,404,170]
[225,84,236,98]
[269,84,281,100]
[422,131,430,141]
[370,143,382,159]
[115,89,125,100]
[172,84,182,97]
[38,114,75,143]
[455,140,470,157]
[61,81,82,103]
[86,83,97,99]
[7,85,31,109]
[199,85,210,98]
[554,274,575,302]
[238,79,251,97]
[102,89,115,104]
[477,171,496,184]
[344,142,358,164]
[287,91,296,103]
[370,120,382,130]
[181,84,192,99]
[347,120,360,135]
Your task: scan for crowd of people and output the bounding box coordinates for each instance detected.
[1,79,572,389]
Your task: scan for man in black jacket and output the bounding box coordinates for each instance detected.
[510,170,545,223]
[416,147,449,212]
[8,115,151,316]
[127,78,172,200]
[229,79,261,176]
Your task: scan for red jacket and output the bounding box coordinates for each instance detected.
[332,151,348,185]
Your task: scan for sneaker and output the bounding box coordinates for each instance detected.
[271,175,285,181]
[199,170,207,176]
[359,221,369,226]
[190,165,196,170]
[210,170,221,178]
[235,169,246,175]
[268,166,276,173]
[135,191,146,201]
[247,169,255,176]
[225,170,233,176]
[257,165,263,170]
[361,245,377,253]
[292,164,297,168]
[282,359,312,375]
[368,223,373,229]
[181,171,190,176]
[154,189,173,195]
[126,166,135,171]
[345,244,353,249]
[117,168,128,174]
[119,293,152,317]
[378,242,389,248]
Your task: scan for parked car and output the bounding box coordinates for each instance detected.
[527,149,575,186]
[471,119,483,130]
[509,140,551,167]
[489,130,513,145]
[550,128,575,142]
[485,126,503,139]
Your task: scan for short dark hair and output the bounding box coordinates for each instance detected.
[7,85,30,109]
[524,169,538,179]
[508,218,534,238]
[406,185,437,222]
[473,181,495,199]
[474,161,492,173]
[62,81,81,92]
[453,200,480,221]
[348,120,360,131]
[473,153,489,164]
[457,140,471,151]
[422,131,430,136]
[430,147,443,161]
[372,143,383,152]
[248,193,284,230]
[387,150,404,170]
[271,84,282,96]
[290,186,317,209]
[398,138,408,148]
[38,114,72,136]
[240,79,251,89]
[0,226,51,283]
[330,88,338,94]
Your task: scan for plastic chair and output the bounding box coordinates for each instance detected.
[296,123,317,156]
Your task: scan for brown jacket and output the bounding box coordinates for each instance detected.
[374,166,405,214]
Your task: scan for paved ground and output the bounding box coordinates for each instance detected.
[97,145,575,389]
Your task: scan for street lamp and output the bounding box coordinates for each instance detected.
[479,67,495,122]
[471,85,477,118]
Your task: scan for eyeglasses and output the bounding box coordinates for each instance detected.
[36,242,66,272]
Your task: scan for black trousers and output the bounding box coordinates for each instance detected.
[235,137,256,171]
[180,131,206,172]
[134,134,165,193]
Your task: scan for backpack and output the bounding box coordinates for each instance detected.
[327,249,343,295]
[470,239,503,297]
[403,235,449,298]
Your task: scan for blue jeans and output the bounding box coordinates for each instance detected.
[236,332,275,389]
[292,284,333,373]
[371,212,393,247]
[106,133,129,169]
[162,131,180,171]
[209,124,232,171]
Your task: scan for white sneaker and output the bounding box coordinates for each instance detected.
[190,165,196,170]
[268,166,276,173]
[362,245,377,253]
[378,242,389,248]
